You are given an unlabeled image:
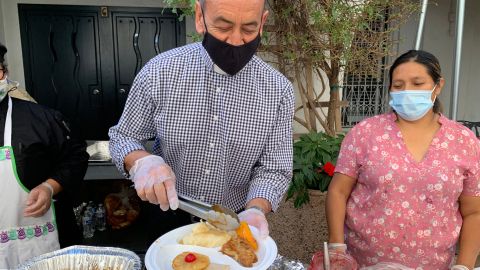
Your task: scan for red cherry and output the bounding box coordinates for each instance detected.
[184,253,197,263]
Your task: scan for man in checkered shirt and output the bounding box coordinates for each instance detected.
[109,0,294,238]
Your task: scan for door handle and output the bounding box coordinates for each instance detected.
[119,88,126,94]
[92,89,101,95]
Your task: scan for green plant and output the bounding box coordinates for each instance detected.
[286,132,344,208]
[267,0,419,135]
[163,0,419,135]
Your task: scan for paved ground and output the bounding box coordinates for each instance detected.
[267,191,328,264]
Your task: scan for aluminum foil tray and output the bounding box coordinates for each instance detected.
[17,245,142,270]
[268,255,307,270]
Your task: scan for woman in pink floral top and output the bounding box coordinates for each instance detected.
[326,50,480,270]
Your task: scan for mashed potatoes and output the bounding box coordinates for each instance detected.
[180,222,232,248]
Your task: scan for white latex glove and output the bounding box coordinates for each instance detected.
[451,265,470,270]
[328,243,348,253]
[129,155,178,211]
[24,182,53,217]
[238,207,269,239]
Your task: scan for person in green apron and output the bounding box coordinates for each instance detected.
[0,44,89,268]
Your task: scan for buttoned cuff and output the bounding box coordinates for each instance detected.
[110,140,146,178]
[247,179,286,212]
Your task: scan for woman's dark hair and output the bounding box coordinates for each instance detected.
[389,50,443,113]
[0,43,7,73]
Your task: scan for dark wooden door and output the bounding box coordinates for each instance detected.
[110,9,185,117]
[19,5,185,140]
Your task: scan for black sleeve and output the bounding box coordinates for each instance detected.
[47,110,89,194]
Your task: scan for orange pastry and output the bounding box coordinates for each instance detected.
[172,252,210,270]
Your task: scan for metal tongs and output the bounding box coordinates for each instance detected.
[178,195,240,231]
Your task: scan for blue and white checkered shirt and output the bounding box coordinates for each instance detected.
[109,42,294,211]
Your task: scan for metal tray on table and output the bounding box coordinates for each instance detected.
[17,245,142,270]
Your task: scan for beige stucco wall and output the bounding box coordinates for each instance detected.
[455,0,480,121]
[0,2,5,46]
[395,0,480,121]
[0,0,196,87]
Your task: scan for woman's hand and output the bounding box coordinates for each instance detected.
[456,195,480,269]
[24,179,61,217]
[328,243,348,253]
[24,183,53,217]
[450,265,469,270]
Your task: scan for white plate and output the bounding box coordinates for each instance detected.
[145,223,277,270]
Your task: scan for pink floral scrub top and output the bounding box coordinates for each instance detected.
[335,113,480,270]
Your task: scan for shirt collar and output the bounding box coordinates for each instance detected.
[199,43,215,72]
[198,42,233,76]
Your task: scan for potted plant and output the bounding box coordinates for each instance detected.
[267,132,344,263]
[287,132,344,208]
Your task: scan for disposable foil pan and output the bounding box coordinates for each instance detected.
[268,254,307,270]
[16,245,142,270]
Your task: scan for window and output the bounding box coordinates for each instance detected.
[341,9,391,128]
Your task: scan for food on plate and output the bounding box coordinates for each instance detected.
[206,263,231,270]
[207,210,239,231]
[220,236,258,267]
[236,221,258,251]
[172,252,210,270]
[180,222,232,248]
[179,220,260,268]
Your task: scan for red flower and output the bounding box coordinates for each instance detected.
[322,162,335,177]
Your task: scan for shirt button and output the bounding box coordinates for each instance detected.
[213,115,219,121]
[200,195,205,201]
[205,169,211,175]
[216,87,221,93]
[209,142,215,148]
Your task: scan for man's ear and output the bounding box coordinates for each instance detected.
[194,1,206,34]
[259,10,269,36]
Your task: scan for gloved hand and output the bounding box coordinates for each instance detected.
[24,182,53,217]
[129,155,178,211]
[328,243,348,253]
[451,265,470,270]
[238,207,269,239]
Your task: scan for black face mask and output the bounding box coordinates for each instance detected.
[201,18,261,75]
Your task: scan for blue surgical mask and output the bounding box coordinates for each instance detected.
[389,85,437,121]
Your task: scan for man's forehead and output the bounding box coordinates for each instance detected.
[202,0,266,10]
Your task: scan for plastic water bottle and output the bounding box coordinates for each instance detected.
[82,212,94,238]
[73,202,87,227]
[85,206,96,229]
[87,201,96,214]
[95,204,106,231]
